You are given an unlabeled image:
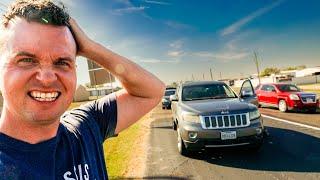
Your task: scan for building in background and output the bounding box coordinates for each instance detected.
[87,59,118,97]
[73,85,90,102]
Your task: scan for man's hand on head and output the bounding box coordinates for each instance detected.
[68,18,95,58]
[67,18,165,135]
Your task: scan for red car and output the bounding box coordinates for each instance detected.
[255,83,319,113]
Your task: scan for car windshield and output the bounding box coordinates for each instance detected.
[182,84,237,101]
[164,90,176,96]
[277,84,301,92]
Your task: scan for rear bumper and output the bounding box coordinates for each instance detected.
[179,118,264,150]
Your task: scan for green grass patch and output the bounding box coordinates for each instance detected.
[68,101,91,110]
[103,118,143,179]
[68,101,146,179]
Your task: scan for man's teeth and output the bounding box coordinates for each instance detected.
[30,91,59,102]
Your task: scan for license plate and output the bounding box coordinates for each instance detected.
[306,98,313,103]
[221,131,237,140]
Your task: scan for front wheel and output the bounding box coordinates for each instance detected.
[177,127,189,156]
[278,100,287,112]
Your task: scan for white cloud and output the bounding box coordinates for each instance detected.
[169,39,184,49]
[131,56,179,64]
[144,0,171,5]
[168,50,185,57]
[220,0,285,36]
[112,6,149,15]
[114,0,133,6]
[165,21,194,30]
[193,51,249,61]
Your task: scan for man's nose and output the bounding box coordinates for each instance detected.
[35,66,58,86]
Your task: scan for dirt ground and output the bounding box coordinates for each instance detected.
[122,111,153,178]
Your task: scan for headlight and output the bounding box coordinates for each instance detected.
[289,94,300,100]
[182,112,200,123]
[249,109,261,120]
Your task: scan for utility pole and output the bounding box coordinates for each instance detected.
[203,73,205,80]
[192,74,195,81]
[210,68,213,80]
[108,72,114,93]
[254,51,261,84]
[219,72,222,80]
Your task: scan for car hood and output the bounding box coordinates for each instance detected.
[180,98,256,115]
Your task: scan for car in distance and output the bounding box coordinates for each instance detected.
[162,88,176,109]
[170,80,264,155]
[255,83,319,113]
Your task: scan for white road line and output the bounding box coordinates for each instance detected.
[262,114,320,131]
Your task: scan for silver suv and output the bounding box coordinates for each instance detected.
[170,80,264,155]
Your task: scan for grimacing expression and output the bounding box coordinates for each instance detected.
[0,18,77,125]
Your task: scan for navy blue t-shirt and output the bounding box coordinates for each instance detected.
[0,93,117,179]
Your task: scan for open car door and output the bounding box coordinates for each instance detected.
[239,79,259,107]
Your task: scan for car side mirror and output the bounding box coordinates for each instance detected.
[170,95,178,101]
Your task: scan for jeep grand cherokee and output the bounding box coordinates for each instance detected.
[170,80,264,155]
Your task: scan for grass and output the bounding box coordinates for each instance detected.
[68,101,144,179]
[68,101,91,110]
[103,119,143,179]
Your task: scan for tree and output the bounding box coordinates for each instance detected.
[260,67,280,77]
[282,65,306,71]
[169,82,178,88]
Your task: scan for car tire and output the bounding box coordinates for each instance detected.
[173,121,177,130]
[278,100,287,112]
[162,106,165,110]
[177,127,189,156]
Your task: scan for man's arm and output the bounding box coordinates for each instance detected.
[69,19,166,134]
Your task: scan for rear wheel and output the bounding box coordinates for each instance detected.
[278,100,287,112]
[177,127,189,156]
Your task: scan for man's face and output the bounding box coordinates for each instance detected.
[0,18,77,125]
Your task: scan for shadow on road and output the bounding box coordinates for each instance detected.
[109,176,189,180]
[186,126,320,173]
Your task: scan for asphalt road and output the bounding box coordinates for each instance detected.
[144,106,320,180]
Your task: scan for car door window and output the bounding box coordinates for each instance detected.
[240,80,254,97]
[267,85,276,92]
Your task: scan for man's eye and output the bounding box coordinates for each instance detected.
[17,58,36,65]
[55,60,71,67]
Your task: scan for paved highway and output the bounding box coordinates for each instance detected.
[144,106,320,180]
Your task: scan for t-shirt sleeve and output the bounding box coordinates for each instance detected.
[65,93,118,140]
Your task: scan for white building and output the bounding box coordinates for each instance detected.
[295,67,320,77]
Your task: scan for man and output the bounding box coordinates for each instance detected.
[0,0,165,179]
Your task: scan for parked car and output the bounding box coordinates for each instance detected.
[170,80,264,156]
[162,88,176,109]
[255,83,319,113]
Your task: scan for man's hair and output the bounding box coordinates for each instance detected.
[2,0,70,27]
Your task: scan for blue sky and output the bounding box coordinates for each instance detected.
[1,0,320,85]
